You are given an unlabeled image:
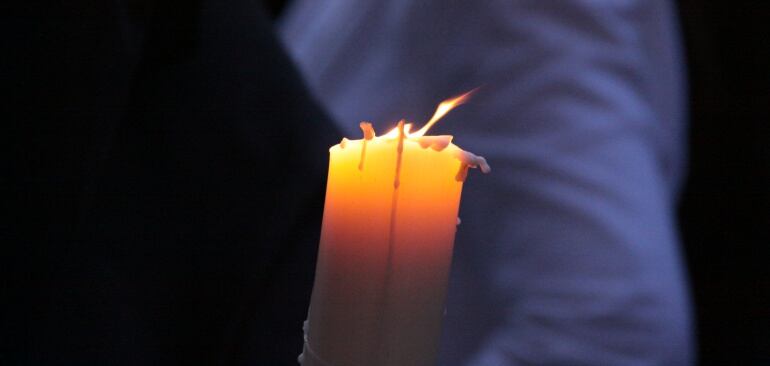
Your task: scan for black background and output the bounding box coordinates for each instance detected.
[677,1,770,364]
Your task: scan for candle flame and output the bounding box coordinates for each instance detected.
[412,88,478,137]
[380,88,478,139]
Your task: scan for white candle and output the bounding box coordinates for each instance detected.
[301,92,489,366]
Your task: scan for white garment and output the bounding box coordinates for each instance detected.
[281,1,693,365]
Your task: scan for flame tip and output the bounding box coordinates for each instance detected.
[412,87,480,137]
[367,87,482,139]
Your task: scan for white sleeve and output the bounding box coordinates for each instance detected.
[279,0,693,364]
[455,1,692,365]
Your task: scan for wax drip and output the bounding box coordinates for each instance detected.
[358,122,375,171]
[373,120,406,365]
[417,135,453,151]
[393,121,406,188]
[453,149,491,181]
[339,137,349,149]
[455,163,470,182]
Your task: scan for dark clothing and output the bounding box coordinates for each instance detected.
[2,1,337,365]
[677,1,770,365]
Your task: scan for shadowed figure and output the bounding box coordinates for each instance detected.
[2,1,337,365]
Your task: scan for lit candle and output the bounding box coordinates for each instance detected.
[300,91,489,366]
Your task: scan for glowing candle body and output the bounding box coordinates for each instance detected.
[301,123,484,366]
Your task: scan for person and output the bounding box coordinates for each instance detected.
[280,0,693,364]
[1,1,336,364]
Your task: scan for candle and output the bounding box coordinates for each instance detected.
[300,91,489,366]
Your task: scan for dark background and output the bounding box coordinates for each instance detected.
[676,1,770,365]
[2,1,338,364]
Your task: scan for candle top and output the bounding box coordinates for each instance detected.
[332,90,491,180]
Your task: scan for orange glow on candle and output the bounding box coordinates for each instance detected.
[300,90,489,366]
